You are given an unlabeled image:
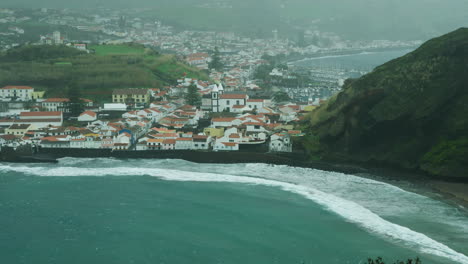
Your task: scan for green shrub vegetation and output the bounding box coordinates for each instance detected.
[300,28,468,178]
[0,44,208,103]
[89,44,146,56]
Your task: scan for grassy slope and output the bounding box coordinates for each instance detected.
[301,28,468,178]
[89,45,146,56]
[0,44,208,102]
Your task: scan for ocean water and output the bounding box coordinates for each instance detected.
[292,49,414,71]
[1,158,467,264]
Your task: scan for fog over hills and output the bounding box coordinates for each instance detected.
[2,0,468,40]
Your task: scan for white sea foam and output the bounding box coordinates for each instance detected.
[1,162,467,264]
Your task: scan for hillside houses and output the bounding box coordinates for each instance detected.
[0,74,305,153]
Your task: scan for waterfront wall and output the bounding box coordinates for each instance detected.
[36,147,367,174]
[1,146,368,175]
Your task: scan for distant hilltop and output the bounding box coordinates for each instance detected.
[300,28,468,180]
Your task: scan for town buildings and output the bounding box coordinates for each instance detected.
[0,86,34,101]
[112,88,151,104]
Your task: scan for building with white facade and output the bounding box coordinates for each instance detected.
[269,133,292,152]
[0,86,34,101]
[175,138,193,150]
[78,111,97,122]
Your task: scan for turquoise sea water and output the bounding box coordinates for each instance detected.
[1,158,467,264]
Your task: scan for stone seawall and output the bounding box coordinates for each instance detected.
[36,148,367,174]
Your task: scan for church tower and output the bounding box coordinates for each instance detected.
[211,83,224,112]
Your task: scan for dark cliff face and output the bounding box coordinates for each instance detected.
[302,28,468,179]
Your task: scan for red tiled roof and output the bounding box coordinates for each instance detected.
[15,118,63,123]
[220,94,247,99]
[20,111,62,117]
[232,105,246,109]
[8,124,31,130]
[163,139,176,144]
[212,117,236,122]
[41,135,68,142]
[148,139,164,143]
[281,105,300,110]
[153,133,178,138]
[247,99,264,102]
[176,138,193,141]
[79,111,97,117]
[44,98,69,103]
[0,134,17,140]
[244,122,264,126]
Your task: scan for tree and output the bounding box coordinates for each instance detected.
[67,87,85,117]
[184,82,201,107]
[209,46,223,72]
[272,91,291,103]
[253,64,274,81]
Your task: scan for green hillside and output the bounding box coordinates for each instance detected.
[89,44,146,56]
[300,28,468,179]
[0,44,208,102]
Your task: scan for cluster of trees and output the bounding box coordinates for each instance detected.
[67,87,85,117]
[272,91,291,103]
[184,82,201,107]
[0,45,84,62]
[208,47,223,72]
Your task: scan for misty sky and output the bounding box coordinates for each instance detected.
[1,0,467,41]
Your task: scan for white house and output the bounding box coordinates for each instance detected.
[0,86,34,101]
[42,98,69,111]
[175,138,193,150]
[231,105,251,113]
[42,98,93,112]
[162,139,176,150]
[137,109,154,119]
[20,111,62,120]
[78,111,97,122]
[269,133,292,152]
[70,138,86,148]
[218,93,248,112]
[246,99,264,110]
[213,141,239,151]
[147,138,164,150]
[40,135,70,148]
[211,117,242,127]
[103,103,127,111]
[192,135,211,150]
[17,111,63,128]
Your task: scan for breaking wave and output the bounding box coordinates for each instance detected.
[1,160,467,264]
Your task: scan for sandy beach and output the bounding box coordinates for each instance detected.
[429,181,468,209]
